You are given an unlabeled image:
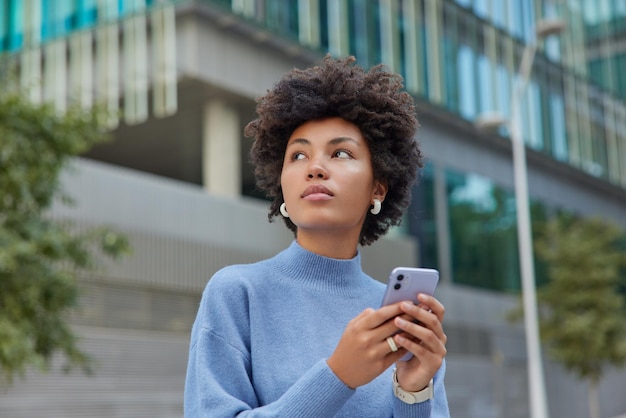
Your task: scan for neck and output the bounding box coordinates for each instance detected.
[296,229,360,259]
[274,241,367,297]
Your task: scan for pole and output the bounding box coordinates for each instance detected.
[511,43,549,418]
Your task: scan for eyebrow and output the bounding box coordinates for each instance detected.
[287,137,361,147]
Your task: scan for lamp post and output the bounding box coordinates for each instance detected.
[476,18,565,418]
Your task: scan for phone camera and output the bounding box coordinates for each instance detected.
[397,274,404,281]
[394,283,402,290]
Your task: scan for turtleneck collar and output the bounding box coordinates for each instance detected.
[272,240,369,297]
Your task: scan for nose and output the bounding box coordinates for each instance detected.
[307,159,328,179]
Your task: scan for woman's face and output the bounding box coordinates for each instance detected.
[280,117,386,238]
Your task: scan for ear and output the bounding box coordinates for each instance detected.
[372,180,388,203]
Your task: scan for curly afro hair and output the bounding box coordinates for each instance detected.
[245,55,422,246]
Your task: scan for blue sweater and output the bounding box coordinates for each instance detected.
[185,240,449,417]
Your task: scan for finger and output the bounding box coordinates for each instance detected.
[375,314,414,345]
[382,336,412,360]
[399,300,446,342]
[395,334,445,370]
[394,316,447,354]
[357,303,404,330]
[417,294,445,322]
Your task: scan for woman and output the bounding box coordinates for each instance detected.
[185,55,450,417]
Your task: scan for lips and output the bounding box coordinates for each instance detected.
[301,185,334,198]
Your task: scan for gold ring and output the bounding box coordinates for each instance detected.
[386,336,398,352]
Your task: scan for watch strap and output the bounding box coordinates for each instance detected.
[392,369,434,404]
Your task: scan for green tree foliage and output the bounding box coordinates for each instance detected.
[534,215,626,418]
[0,82,129,384]
[535,215,626,381]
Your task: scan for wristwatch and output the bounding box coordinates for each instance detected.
[392,369,434,404]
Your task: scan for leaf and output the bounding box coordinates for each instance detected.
[531,215,626,383]
[0,69,129,385]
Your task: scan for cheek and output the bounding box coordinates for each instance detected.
[346,165,375,191]
[341,176,375,206]
[279,170,293,198]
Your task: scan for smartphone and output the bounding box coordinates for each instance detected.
[380,267,439,307]
[380,267,439,361]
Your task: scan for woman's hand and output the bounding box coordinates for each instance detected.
[327,304,413,389]
[392,294,447,392]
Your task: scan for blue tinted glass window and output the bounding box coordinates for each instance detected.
[75,0,98,29]
[410,163,438,270]
[41,0,72,41]
[348,0,382,66]
[474,0,488,18]
[509,1,523,39]
[589,59,603,89]
[618,54,626,97]
[477,54,494,113]
[545,36,561,62]
[99,0,119,20]
[318,0,329,51]
[492,0,506,29]
[550,93,568,161]
[119,0,148,15]
[515,75,530,144]
[528,82,543,150]
[522,1,534,42]
[446,169,520,291]
[349,0,369,64]
[590,120,609,178]
[496,63,511,119]
[542,3,561,61]
[397,0,408,83]
[458,45,476,120]
[264,0,299,40]
[41,0,55,41]
[590,0,612,24]
[419,25,429,97]
[7,0,23,51]
[0,3,6,51]
[371,0,383,65]
[443,36,459,112]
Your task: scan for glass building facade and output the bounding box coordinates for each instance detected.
[184,0,626,189]
[0,0,158,52]
[2,0,625,294]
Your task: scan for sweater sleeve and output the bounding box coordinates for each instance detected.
[184,270,356,417]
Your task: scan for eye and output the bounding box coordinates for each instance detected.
[292,151,306,161]
[333,150,352,159]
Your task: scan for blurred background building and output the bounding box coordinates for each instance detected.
[1,0,626,417]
